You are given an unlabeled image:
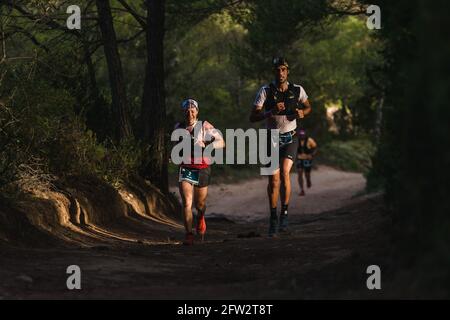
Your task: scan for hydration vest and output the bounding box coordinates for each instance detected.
[298,137,313,155]
[176,121,209,168]
[263,83,302,116]
[177,121,205,155]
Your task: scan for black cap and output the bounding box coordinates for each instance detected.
[272,57,289,68]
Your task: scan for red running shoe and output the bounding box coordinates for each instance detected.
[196,213,206,241]
[183,232,194,245]
[299,190,305,196]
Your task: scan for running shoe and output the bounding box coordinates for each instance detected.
[268,215,278,237]
[279,214,289,232]
[299,190,305,196]
[196,213,206,241]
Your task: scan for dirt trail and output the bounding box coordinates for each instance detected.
[206,165,366,222]
[0,166,391,299]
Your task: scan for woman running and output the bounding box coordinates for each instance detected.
[296,129,317,196]
[174,98,225,245]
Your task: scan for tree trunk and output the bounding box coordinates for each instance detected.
[82,39,111,141]
[96,0,132,141]
[140,0,168,193]
[0,3,7,62]
[374,94,384,144]
[83,42,99,106]
[236,75,241,110]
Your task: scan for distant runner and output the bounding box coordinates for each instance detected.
[174,99,225,245]
[296,129,317,196]
[249,57,312,236]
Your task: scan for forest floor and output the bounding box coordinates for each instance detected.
[0,166,395,299]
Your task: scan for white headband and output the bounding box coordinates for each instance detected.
[181,99,199,110]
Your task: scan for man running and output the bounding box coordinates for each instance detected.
[249,57,312,236]
[174,98,225,245]
[296,129,317,196]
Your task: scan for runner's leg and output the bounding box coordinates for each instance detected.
[267,170,280,236]
[179,181,194,234]
[279,158,294,231]
[194,186,208,238]
[194,186,208,213]
[298,167,304,192]
[306,168,312,188]
[268,170,281,209]
[280,158,294,206]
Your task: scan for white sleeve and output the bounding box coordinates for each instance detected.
[253,86,267,107]
[299,86,308,103]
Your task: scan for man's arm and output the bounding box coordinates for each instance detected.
[250,104,273,122]
[302,99,312,116]
[295,99,312,119]
[250,86,281,123]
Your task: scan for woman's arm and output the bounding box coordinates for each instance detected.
[204,121,225,149]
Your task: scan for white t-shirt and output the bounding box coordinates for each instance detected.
[253,82,308,134]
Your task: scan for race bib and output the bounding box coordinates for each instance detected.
[302,160,312,167]
[179,167,200,185]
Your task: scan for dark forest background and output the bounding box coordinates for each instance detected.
[1,0,449,293]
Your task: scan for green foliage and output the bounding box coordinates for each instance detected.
[230,3,385,138]
[232,0,330,80]
[318,138,375,174]
[1,59,76,187]
[291,16,384,138]
[2,0,448,295]
[165,11,251,130]
[163,8,385,146]
[0,59,142,192]
[98,138,146,186]
[1,1,386,193]
[299,16,383,106]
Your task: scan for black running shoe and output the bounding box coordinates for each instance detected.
[268,215,278,237]
[279,214,289,232]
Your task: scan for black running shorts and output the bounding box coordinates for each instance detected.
[179,166,211,188]
[296,159,313,172]
[263,132,298,171]
[279,134,298,162]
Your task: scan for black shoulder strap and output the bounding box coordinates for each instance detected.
[268,83,277,98]
[263,84,277,108]
[290,84,300,100]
